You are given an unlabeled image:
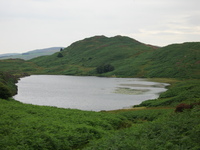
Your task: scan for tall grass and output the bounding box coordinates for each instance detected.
[84,106,200,150]
[0,99,129,149]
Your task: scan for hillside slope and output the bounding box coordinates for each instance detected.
[146,42,200,79]
[30,36,157,76]
[30,36,200,79]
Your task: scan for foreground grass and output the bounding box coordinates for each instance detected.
[0,99,129,150]
[1,98,200,150]
[0,99,175,150]
[85,106,200,150]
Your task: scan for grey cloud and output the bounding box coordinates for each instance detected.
[0,0,199,54]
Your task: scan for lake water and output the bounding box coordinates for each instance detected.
[14,75,169,111]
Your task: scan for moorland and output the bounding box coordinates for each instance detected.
[0,35,200,150]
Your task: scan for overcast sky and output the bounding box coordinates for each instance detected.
[0,0,200,54]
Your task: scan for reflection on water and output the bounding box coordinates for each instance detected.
[14,75,169,111]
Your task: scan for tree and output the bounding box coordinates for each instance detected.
[60,48,63,51]
[96,64,115,74]
[0,83,12,99]
[57,52,63,58]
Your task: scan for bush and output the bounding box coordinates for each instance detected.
[0,83,12,99]
[96,64,114,74]
[57,53,63,58]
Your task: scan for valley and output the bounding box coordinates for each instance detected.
[0,35,199,149]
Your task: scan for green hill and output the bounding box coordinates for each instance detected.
[30,35,157,76]
[29,36,200,79]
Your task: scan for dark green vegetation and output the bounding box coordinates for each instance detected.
[0,72,18,99]
[0,35,199,149]
[96,64,115,74]
[57,52,64,58]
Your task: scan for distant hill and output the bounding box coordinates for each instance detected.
[0,47,63,60]
[0,53,20,58]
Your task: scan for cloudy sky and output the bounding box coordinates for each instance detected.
[0,0,200,54]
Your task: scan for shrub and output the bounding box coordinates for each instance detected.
[57,53,63,58]
[175,103,193,112]
[175,102,200,112]
[0,83,12,99]
[96,64,114,74]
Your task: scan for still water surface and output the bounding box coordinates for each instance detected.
[14,75,169,111]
